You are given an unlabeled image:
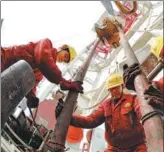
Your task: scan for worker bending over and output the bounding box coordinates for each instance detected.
[1,39,83,108]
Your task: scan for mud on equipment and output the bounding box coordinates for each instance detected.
[1,60,35,128]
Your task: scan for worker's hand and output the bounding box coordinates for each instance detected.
[26,95,39,108]
[123,63,141,91]
[144,85,164,111]
[60,80,84,93]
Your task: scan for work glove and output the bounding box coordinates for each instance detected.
[60,80,84,93]
[123,63,141,91]
[55,99,64,118]
[144,85,164,111]
[26,94,39,108]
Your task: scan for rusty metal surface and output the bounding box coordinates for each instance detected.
[1,60,35,128]
[141,53,159,76]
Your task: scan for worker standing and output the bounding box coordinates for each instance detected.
[70,73,147,152]
[1,38,83,108]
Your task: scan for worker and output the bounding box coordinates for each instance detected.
[70,73,147,152]
[1,39,83,108]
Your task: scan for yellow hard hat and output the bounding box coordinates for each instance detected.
[67,45,77,62]
[151,36,163,60]
[106,73,123,89]
[61,44,77,62]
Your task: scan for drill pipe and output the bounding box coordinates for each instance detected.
[47,39,101,152]
[117,25,163,152]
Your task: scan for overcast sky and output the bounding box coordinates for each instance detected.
[1,1,105,52]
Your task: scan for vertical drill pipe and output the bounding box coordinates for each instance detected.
[49,39,101,151]
[117,25,163,152]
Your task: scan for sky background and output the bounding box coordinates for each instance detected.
[1,1,105,52]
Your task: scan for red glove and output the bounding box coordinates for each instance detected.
[60,80,83,93]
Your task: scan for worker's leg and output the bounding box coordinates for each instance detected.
[134,143,147,152]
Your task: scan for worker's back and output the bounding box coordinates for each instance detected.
[1,41,37,71]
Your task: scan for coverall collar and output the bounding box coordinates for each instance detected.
[112,94,126,109]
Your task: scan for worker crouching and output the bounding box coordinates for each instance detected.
[70,73,147,152]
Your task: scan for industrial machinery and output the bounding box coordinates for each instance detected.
[1,1,163,152]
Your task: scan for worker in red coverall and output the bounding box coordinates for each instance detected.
[71,73,147,152]
[1,39,83,108]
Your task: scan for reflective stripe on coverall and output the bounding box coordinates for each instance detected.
[71,94,147,152]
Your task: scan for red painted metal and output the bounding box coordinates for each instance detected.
[66,126,83,143]
[33,100,57,130]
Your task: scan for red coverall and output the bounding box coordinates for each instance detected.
[1,38,66,95]
[71,94,147,152]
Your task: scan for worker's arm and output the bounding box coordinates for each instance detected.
[34,39,83,93]
[70,104,105,129]
[34,39,64,84]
